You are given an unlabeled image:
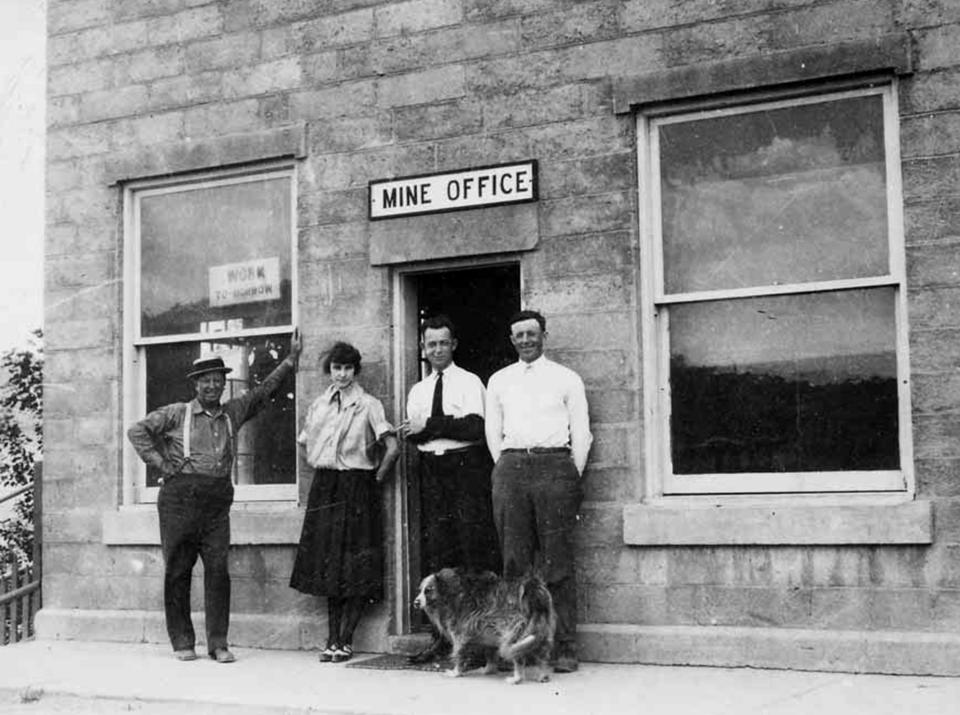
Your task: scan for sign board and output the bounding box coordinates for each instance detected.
[209,257,281,307]
[369,160,538,220]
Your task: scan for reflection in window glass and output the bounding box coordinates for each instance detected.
[140,177,292,337]
[144,334,296,487]
[660,95,889,293]
[669,288,899,474]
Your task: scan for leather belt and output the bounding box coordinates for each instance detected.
[419,445,479,457]
[502,447,570,454]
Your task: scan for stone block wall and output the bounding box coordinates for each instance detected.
[43,0,960,670]
[899,0,960,643]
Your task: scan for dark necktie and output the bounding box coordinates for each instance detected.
[333,390,341,412]
[430,371,444,417]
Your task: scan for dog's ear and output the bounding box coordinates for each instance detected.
[436,567,461,596]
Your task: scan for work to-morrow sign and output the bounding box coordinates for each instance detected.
[368,161,538,220]
[209,257,281,307]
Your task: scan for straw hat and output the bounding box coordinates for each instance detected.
[186,356,233,379]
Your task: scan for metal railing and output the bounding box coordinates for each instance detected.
[0,462,42,645]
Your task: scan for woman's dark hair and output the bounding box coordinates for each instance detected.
[507,309,546,333]
[321,341,362,374]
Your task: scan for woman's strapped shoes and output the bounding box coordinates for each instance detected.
[331,644,353,663]
[319,643,352,663]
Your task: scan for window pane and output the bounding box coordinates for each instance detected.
[140,176,292,337]
[144,334,296,487]
[660,94,888,294]
[669,288,899,474]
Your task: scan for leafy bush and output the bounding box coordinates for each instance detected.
[0,329,42,564]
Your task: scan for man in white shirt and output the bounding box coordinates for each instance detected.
[485,310,592,673]
[401,314,501,663]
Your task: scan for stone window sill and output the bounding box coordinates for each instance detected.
[623,499,932,546]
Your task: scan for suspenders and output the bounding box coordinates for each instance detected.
[183,403,192,458]
[182,403,235,476]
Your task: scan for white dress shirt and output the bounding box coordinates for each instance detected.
[485,355,592,475]
[406,362,486,454]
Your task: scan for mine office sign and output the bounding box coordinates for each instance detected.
[368,160,538,220]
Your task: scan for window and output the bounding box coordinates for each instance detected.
[124,163,298,502]
[639,84,912,495]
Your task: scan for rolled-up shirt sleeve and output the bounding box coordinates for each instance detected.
[366,397,394,441]
[127,404,180,470]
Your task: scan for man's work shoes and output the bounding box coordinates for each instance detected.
[173,648,197,661]
[210,648,236,664]
[552,643,579,673]
[553,654,579,673]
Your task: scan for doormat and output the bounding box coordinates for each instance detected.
[347,653,512,673]
[346,653,451,672]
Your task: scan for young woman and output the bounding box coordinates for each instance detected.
[290,342,400,663]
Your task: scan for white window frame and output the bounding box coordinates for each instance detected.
[638,81,914,497]
[122,161,299,504]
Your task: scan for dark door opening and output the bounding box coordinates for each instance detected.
[415,264,520,383]
[403,263,520,630]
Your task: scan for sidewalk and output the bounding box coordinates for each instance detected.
[1,640,959,715]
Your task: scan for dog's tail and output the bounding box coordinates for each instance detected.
[502,633,538,659]
[500,575,556,660]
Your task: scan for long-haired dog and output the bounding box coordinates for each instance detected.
[413,568,556,684]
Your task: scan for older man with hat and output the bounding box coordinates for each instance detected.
[127,329,302,663]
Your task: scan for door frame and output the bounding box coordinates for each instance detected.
[389,254,523,634]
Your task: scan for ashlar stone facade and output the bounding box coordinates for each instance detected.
[41,0,960,674]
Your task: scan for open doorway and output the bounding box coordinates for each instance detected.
[393,262,521,633]
[416,264,520,384]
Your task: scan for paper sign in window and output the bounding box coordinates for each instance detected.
[209,257,281,307]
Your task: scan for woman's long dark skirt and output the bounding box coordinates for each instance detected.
[289,468,383,600]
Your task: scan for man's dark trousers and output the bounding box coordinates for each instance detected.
[419,445,501,575]
[491,450,582,650]
[157,475,233,654]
